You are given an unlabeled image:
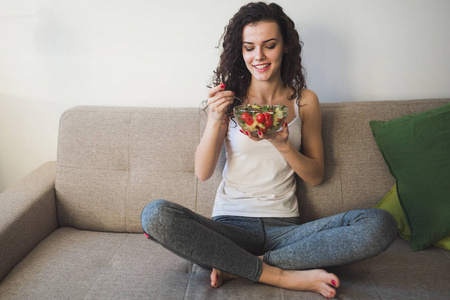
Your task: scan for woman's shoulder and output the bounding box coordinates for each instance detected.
[298,89,321,122]
[298,89,319,106]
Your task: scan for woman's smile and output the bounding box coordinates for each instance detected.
[253,63,271,72]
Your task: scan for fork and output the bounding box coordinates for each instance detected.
[206,85,244,104]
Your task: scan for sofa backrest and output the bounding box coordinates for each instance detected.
[55,107,201,232]
[55,99,450,232]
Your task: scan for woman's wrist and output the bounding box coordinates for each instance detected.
[275,141,294,154]
[207,112,226,126]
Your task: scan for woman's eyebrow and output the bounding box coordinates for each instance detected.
[242,38,279,45]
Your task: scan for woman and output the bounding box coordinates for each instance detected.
[141,2,396,298]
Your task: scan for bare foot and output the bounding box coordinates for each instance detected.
[259,263,339,299]
[210,268,239,288]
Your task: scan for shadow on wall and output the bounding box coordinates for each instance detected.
[0,92,62,193]
[301,26,352,103]
[0,162,3,192]
[34,7,95,102]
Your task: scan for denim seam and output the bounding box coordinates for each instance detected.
[259,218,267,255]
[251,256,263,283]
[263,252,271,266]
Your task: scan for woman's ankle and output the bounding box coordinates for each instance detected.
[258,262,283,286]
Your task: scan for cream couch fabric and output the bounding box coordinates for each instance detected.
[1,99,449,299]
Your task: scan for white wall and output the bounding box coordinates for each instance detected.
[1,0,450,192]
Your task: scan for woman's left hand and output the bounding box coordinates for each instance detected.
[241,122,293,153]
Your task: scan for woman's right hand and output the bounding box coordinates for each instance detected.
[196,83,234,181]
[207,84,235,122]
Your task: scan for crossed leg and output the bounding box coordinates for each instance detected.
[209,209,396,298]
[141,200,395,299]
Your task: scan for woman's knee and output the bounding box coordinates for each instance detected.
[370,208,398,249]
[141,199,172,238]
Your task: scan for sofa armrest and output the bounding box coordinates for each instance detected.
[0,162,58,282]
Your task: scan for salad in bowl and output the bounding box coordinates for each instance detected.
[233,104,288,135]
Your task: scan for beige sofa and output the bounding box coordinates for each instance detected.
[1,99,449,299]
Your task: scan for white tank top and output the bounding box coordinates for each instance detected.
[212,104,302,218]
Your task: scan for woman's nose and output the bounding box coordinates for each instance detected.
[255,47,265,60]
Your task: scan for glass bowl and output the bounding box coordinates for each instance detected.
[233,104,288,135]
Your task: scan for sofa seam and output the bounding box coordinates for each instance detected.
[83,233,130,300]
[56,164,192,172]
[182,266,195,300]
[280,286,285,300]
[336,128,344,212]
[436,246,450,261]
[359,263,383,300]
[194,109,201,213]
[124,112,132,232]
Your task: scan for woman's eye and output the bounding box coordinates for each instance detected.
[266,44,276,49]
[245,47,255,52]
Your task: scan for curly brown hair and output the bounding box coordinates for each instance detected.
[207,2,307,118]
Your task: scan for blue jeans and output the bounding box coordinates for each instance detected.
[141,199,397,282]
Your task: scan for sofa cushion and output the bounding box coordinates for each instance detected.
[370,103,450,250]
[0,228,193,299]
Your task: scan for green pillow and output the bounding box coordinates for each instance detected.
[370,103,450,251]
[375,184,450,250]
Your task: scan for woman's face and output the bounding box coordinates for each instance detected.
[242,21,285,83]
